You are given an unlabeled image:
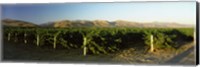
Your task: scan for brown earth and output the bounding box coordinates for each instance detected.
[2,41,196,65]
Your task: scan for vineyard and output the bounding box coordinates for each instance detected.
[3,27,194,56]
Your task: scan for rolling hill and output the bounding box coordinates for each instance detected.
[2,19,38,27]
[1,19,194,28]
[44,19,193,28]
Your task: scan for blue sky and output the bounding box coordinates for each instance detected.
[2,2,196,25]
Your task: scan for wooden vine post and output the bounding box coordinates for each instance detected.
[24,32,27,44]
[36,34,40,46]
[14,33,18,42]
[150,35,154,52]
[194,32,196,44]
[7,32,11,41]
[83,37,87,56]
[53,35,57,49]
[53,31,61,49]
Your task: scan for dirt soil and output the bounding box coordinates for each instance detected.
[2,41,196,65]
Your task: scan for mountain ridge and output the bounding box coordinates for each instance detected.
[1,19,194,28]
[2,19,39,27]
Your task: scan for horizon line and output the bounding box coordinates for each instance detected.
[2,18,195,25]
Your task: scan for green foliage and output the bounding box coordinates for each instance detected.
[4,27,194,55]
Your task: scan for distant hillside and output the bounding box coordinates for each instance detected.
[2,19,38,27]
[42,19,193,28]
[2,19,194,28]
[40,22,55,27]
[140,22,194,28]
[47,20,110,28]
[113,20,141,27]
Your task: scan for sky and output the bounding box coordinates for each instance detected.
[1,2,196,25]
